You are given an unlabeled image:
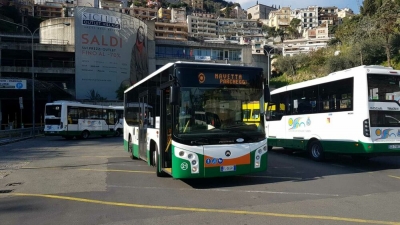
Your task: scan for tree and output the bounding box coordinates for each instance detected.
[360,0,379,16]
[116,83,129,100]
[373,0,400,67]
[288,18,301,39]
[86,89,107,101]
[247,13,252,19]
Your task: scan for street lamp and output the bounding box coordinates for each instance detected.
[264,45,274,86]
[0,19,70,137]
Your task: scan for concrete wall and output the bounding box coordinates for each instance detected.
[40,17,75,45]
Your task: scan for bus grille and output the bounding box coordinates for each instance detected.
[45,118,61,125]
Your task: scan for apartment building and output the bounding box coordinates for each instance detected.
[297,6,319,30]
[318,6,340,26]
[268,7,291,29]
[155,22,188,41]
[35,2,64,19]
[170,7,186,23]
[182,0,203,10]
[187,14,217,39]
[217,18,261,37]
[337,8,354,20]
[246,3,276,20]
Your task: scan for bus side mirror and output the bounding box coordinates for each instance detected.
[264,85,271,102]
[170,85,180,105]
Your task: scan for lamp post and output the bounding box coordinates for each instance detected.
[0,19,70,136]
[264,45,274,86]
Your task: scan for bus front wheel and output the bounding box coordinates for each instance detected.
[308,140,324,161]
[81,130,90,139]
[154,145,167,177]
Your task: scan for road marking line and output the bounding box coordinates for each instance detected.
[21,167,155,174]
[388,175,400,180]
[107,185,341,197]
[11,193,400,225]
[240,175,303,180]
[78,169,155,173]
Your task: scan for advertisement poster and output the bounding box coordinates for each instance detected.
[75,7,148,100]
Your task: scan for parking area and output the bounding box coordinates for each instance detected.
[0,136,400,225]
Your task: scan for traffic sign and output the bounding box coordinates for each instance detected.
[0,79,27,89]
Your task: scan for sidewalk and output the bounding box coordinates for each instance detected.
[0,128,44,146]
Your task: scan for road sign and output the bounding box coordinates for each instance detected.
[0,79,27,89]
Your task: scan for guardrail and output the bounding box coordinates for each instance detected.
[0,127,44,145]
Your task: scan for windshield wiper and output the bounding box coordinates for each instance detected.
[220,128,255,141]
[190,138,209,145]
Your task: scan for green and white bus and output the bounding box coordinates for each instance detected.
[124,61,270,178]
[44,101,121,139]
[266,65,400,161]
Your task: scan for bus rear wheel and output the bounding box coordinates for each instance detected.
[308,140,324,161]
[81,130,90,139]
[114,129,121,137]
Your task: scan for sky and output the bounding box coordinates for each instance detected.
[236,0,362,14]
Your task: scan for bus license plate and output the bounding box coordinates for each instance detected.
[388,145,400,150]
[220,165,236,172]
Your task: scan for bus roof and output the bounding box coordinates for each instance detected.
[46,101,114,109]
[271,65,400,95]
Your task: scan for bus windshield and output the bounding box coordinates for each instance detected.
[175,86,265,140]
[46,104,61,117]
[368,74,400,101]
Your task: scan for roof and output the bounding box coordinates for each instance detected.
[0,77,74,100]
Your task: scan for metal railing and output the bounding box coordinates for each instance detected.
[0,127,44,145]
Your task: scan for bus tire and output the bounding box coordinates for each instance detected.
[114,129,121,137]
[308,139,324,161]
[129,135,138,160]
[81,130,90,139]
[155,145,167,177]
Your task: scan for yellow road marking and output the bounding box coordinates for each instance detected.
[11,193,400,225]
[78,169,154,173]
[388,175,400,180]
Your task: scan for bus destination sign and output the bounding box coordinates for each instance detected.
[198,73,249,85]
[0,79,27,89]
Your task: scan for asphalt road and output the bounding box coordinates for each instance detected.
[0,136,400,225]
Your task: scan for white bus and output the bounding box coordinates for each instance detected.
[44,101,121,139]
[109,104,153,137]
[124,61,270,179]
[266,65,400,161]
[109,106,124,137]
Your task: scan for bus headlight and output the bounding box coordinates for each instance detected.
[263,146,267,151]
[179,151,185,157]
[188,153,193,159]
[191,160,197,165]
[255,162,260,167]
[192,167,198,172]
[258,149,262,154]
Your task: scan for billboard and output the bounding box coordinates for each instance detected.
[75,7,148,100]
[0,79,27,89]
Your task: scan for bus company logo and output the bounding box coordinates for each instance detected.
[288,117,311,130]
[198,73,205,83]
[225,150,231,157]
[180,162,188,170]
[370,107,382,110]
[375,129,397,141]
[82,12,121,29]
[387,107,400,111]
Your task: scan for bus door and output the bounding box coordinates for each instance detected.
[160,87,172,169]
[138,93,148,159]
